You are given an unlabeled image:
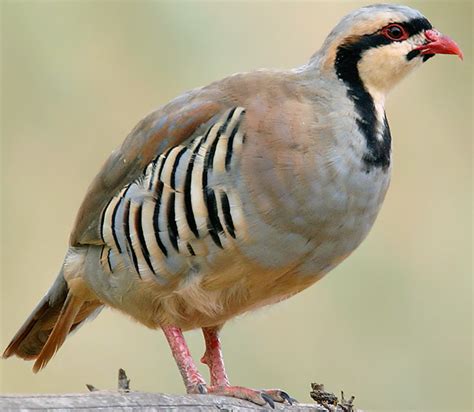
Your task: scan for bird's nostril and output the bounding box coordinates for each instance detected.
[425,29,440,42]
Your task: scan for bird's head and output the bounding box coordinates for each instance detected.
[316,4,463,97]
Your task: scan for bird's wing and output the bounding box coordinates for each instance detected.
[97,106,248,283]
[69,90,226,246]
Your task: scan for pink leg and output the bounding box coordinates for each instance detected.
[201,326,230,387]
[162,325,206,394]
[200,326,294,407]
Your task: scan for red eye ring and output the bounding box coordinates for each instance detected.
[382,24,408,41]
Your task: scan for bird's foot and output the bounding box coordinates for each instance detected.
[204,385,296,408]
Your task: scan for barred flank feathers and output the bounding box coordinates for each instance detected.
[97,107,245,280]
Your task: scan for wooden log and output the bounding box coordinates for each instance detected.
[0,391,333,411]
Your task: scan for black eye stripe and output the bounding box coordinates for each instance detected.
[402,17,432,37]
[363,17,432,39]
[380,17,432,38]
[338,17,433,57]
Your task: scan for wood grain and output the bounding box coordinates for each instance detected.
[0,391,341,411]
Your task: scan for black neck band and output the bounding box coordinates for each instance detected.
[334,17,432,171]
[335,34,392,171]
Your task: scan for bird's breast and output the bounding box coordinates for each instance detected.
[239,124,391,277]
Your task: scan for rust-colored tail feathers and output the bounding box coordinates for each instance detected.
[2,270,102,372]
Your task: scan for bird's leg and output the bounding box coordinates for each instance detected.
[200,326,229,387]
[162,325,207,394]
[200,326,295,407]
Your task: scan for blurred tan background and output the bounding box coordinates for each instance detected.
[1,1,472,410]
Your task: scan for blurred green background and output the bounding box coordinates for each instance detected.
[1,1,472,411]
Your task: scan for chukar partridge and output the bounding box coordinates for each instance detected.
[3,4,462,406]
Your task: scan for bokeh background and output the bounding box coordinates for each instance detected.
[1,1,472,411]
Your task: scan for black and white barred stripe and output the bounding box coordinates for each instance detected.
[100,107,246,280]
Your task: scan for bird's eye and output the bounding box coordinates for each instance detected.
[382,24,408,41]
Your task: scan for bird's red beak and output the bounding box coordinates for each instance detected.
[415,29,463,60]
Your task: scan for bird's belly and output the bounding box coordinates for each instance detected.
[191,166,392,325]
[156,166,393,327]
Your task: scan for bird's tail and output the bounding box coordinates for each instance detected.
[2,268,103,372]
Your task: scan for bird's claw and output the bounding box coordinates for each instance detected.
[262,389,297,405]
[278,390,296,405]
[260,392,275,409]
[197,383,207,394]
[284,393,299,405]
[205,385,293,408]
[186,382,208,394]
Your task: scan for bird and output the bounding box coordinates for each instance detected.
[3,3,462,407]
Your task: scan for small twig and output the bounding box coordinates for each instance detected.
[118,368,130,392]
[310,382,356,412]
[85,384,99,392]
[310,383,338,404]
[338,390,355,412]
[86,368,130,392]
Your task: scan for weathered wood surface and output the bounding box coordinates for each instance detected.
[0,391,336,411]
